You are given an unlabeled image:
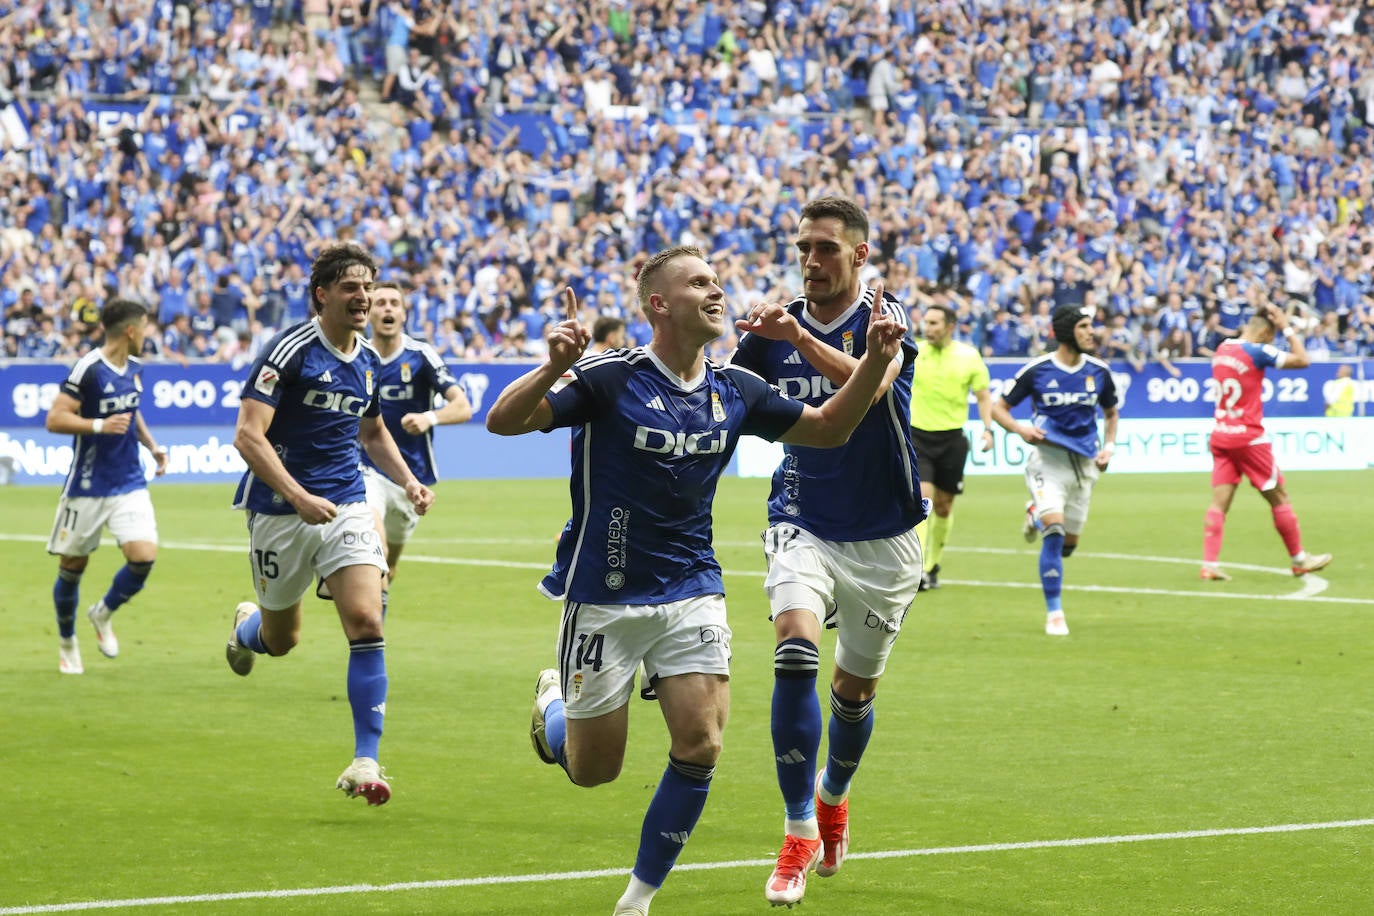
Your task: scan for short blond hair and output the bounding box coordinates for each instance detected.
[636,246,704,309]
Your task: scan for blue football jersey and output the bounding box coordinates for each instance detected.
[730,287,925,541]
[1002,354,1118,458]
[540,347,805,605]
[360,335,459,486]
[59,351,147,498]
[233,320,382,515]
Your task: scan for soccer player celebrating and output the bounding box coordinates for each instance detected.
[44,299,169,674]
[1201,303,1331,581]
[728,196,924,907]
[992,304,1119,636]
[909,302,996,591]
[225,244,434,806]
[486,247,905,916]
[363,282,472,610]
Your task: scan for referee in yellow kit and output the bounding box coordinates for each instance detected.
[910,303,995,590]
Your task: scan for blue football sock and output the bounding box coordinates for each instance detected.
[544,697,568,769]
[235,609,268,654]
[632,756,713,888]
[53,568,81,638]
[823,688,874,798]
[1041,530,1065,613]
[347,638,387,760]
[772,638,821,821]
[103,561,152,612]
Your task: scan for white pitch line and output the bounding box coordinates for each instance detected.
[0,535,1366,604]
[2,818,1370,914]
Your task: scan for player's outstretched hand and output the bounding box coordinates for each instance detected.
[863,280,905,361]
[546,287,591,372]
[735,299,802,344]
[293,493,339,526]
[406,480,435,516]
[152,446,169,476]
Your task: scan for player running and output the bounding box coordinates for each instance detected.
[992,304,1119,636]
[44,299,169,673]
[361,282,472,612]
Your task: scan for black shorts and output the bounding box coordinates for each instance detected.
[912,427,971,495]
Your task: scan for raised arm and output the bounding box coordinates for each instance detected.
[1268,303,1310,369]
[486,288,590,435]
[777,286,907,447]
[735,282,902,401]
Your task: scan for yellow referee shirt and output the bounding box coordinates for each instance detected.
[910,339,991,431]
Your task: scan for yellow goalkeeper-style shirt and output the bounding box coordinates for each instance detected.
[910,338,991,431]
[1325,377,1355,417]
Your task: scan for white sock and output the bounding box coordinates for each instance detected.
[615,876,656,914]
[785,816,819,840]
[816,779,846,806]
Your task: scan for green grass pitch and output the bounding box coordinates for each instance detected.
[2,471,1371,914]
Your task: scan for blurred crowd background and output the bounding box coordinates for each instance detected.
[2,0,1374,371]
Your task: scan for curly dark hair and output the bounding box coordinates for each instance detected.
[309,243,377,313]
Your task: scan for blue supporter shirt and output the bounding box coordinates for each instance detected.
[58,350,147,498]
[539,347,804,605]
[233,320,382,515]
[360,336,459,487]
[730,286,924,541]
[1001,353,1118,458]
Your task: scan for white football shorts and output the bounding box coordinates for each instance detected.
[1024,444,1099,535]
[363,465,420,546]
[761,523,922,679]
[554,594,732,719]
[47,489,158,557]
[246,502,387,610]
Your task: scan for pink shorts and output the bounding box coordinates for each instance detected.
[1210,441,1283,492]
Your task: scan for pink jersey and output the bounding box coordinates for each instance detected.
[1209,338,1283,447]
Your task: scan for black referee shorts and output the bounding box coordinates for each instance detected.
[912,427,971,495]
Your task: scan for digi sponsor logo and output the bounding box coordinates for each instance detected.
[380,384,414,401]
[633,426,729,456]
[699,625,729,649]
[777,375,840,400]
[863,610,900,633]
[1041,391,1098,407]
[97,391,140,414]
[303,389,370,416]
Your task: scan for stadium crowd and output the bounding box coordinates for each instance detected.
[3,0,1374,369]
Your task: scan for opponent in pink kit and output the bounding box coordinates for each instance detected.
[1202,303,1331,581]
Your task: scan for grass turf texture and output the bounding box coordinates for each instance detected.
[2,471,1371,915]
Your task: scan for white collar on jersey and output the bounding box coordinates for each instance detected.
[644,347,706,390]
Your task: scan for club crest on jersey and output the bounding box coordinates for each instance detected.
[1086,375,1096,392]
[842,331,854,356]
[400,362,412,383]
[711,392,726,422]
[365,370,374,395]
[255,366,279,396]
